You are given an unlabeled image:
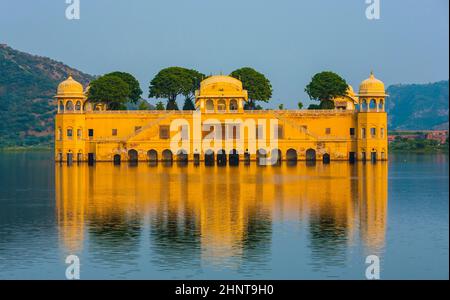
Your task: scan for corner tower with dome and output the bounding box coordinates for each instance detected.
[54,72,388,164]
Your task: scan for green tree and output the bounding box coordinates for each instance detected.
[182,98,196,110]
[278,104,284,110]
[230,67,272,110]
[149,67,204,111]
[297,101,304,109]
[88,75,130,110]
[319,100,335,109]
[305,71,348,105]
[105,71,142,103]
[308,104,320,110]
[155,101,165,110]
[138,100,151,110]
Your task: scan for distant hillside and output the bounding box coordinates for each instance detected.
[386,80,449,130]
[0,44,94,148]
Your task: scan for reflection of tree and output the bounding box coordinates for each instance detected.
[150,171,201,270]
[150,206,201,269]
[88,212,142,263]
[242,211,272,265]
[308,214,348,269]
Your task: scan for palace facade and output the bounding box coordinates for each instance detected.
[54,72,388,164]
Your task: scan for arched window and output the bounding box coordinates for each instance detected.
[369,99,377,111]
[206,99,214,112]
[361,99,368,111]
[378,99,384,111]
[67,127,73,140]
[84,102,93,112]
[75,101,81,111]
[217,99,226,112]
[66,101,74,111]
[57,127,62,141]
[229,99,238,111]
[59,101,64,113]
[77,128,82,139]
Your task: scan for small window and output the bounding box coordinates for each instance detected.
[361,128,366,139]
[77,129,82,138]
[276,125,284,139]
[88,129,94,137]
[112,129,118,136]
[371,128,377,137]
[58,128,62,141]
[325,128,331,135]
[256,125,264,140]
[350,128,355,136]
[159,125,170,139]
[67,128,73,139]
[380,128,385,138]
[135,126,142,132]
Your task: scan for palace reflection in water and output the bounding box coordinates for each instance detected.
[55,161,387,277]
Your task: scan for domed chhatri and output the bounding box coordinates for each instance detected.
[358,71,386,96]
[56,75,85,98]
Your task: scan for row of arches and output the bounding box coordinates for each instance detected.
[205,99,239,112]
[120,148,328,165]
[57,100,105,113]
[356,98,385,112]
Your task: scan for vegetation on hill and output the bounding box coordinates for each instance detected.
[0,44,93,148]
[390,136,448,153]
[387,80,449,130]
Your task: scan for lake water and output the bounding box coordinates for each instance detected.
[0,152,448,279]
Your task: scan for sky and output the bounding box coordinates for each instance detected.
[0,0,448,108]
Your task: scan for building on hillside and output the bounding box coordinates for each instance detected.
[54,72,388,164]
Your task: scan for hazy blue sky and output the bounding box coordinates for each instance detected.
[0,0,448,107]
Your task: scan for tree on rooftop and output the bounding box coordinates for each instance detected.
[88,75,130,110]
[305,71,348,105]
[230,67,272,110]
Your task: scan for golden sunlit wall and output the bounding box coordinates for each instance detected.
[54,73,388,163]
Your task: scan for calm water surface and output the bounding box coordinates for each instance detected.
[0,152,448,279]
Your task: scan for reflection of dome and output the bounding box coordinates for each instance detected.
[56,75,84,98]
[359,71,386,96]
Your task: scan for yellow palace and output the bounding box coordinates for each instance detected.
[54,72,388,164]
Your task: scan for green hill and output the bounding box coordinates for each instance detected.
[386,80,449,130]
[0,44,93,148]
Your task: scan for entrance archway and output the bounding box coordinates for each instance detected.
[257,149,267,166]
[323,153,330,164]
[271,149,282,165]
[147,150,158,162]
[177,149,188,165]
[305,148,316,161]
[229,149,239,166]
[113,154,121,165]
[128,149,138,164]
[217,149,227,166]
[205,150,215,166]
[162,149,173,162]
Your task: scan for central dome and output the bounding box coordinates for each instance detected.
[200,75,243,90]
[359,71,386,96]
[56,75,84,98]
